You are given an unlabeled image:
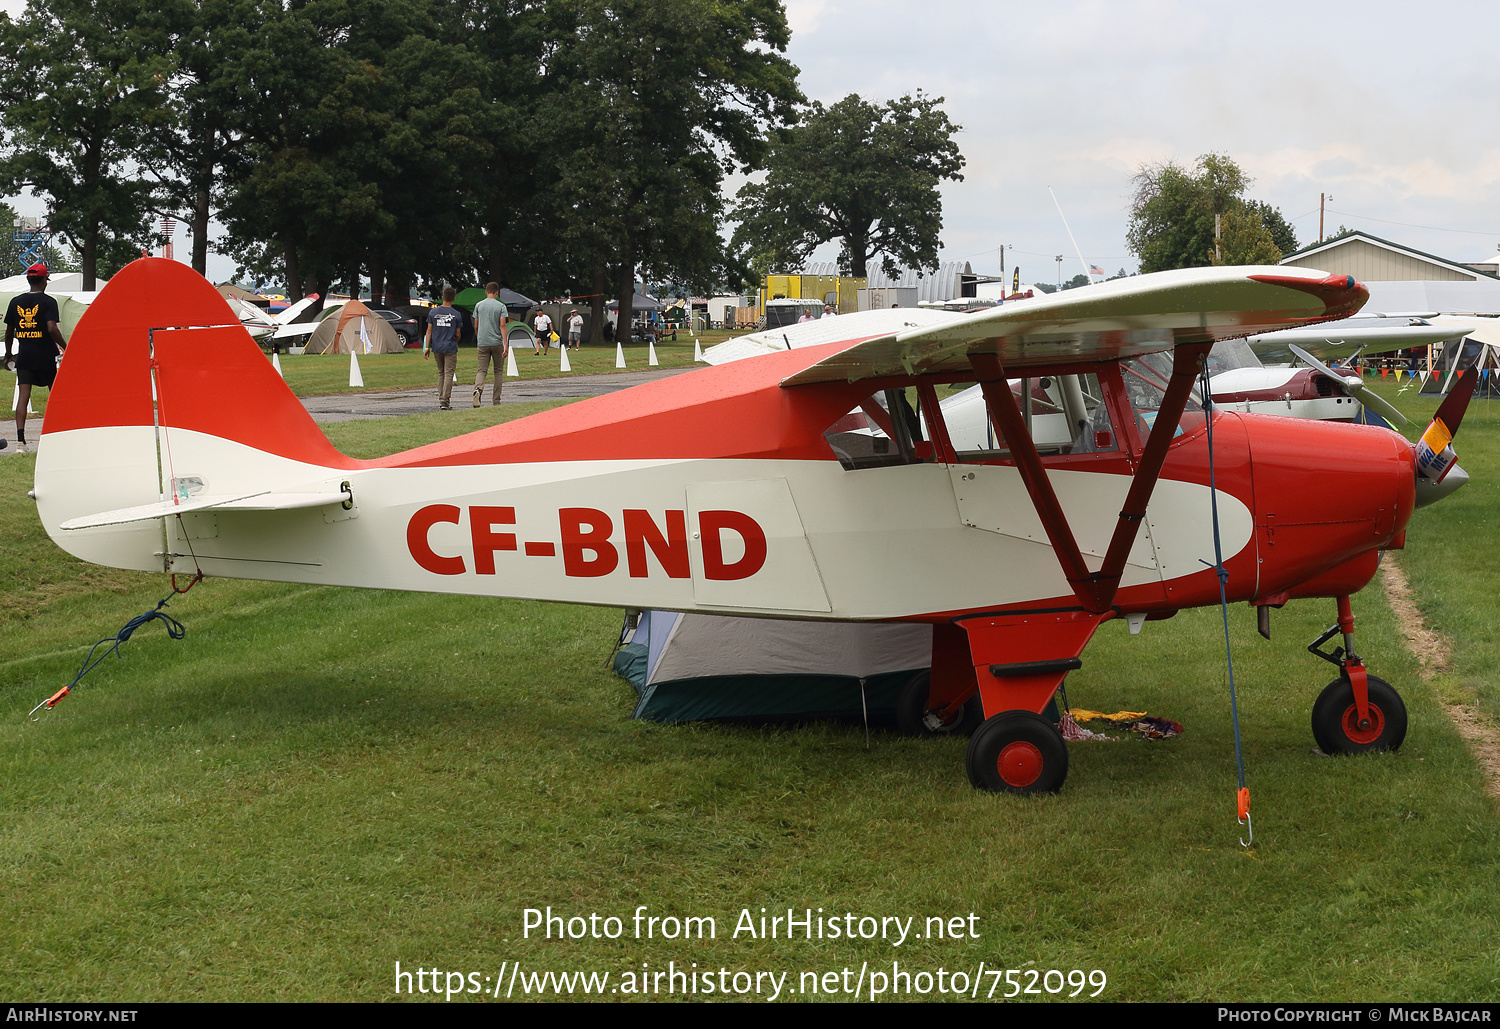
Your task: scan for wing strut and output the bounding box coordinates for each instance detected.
[971,343,1211,613]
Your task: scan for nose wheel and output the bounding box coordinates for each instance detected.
[1312,674,1407,754]
[965,710,1069,794]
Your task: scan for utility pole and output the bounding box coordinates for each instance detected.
[1055,254,1063,289]
[999,245,1005,299]
[1319,193,1333,243]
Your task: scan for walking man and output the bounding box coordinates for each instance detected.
[424,287,463,409]
[3,262,66,450]
[473,282,508,407]
[566,309,583,351]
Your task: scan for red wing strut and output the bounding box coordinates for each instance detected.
[971,344,1211,614]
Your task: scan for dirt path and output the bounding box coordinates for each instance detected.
[1382,559,1500,799]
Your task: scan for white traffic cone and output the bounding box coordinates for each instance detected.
[506,347,519,378]
[615,342,626,369]
[271,351,283,377]
[648,340,659,367]
[559,347,571,372]
[693,339,704,363]
[349,350,364,387]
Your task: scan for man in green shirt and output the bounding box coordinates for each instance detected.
[472,282,509,407]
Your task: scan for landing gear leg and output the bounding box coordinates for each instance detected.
[944,612,1105,794]
[1307,595,1407,754]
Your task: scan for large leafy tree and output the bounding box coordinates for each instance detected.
[731,92,965,278]
[144,0,264,276]
[1127,153,1298,272]
[0,0,173,286]
[540,0,801,339]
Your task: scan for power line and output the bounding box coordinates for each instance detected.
[1322,208,1500,238]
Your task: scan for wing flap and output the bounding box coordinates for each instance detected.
[780,266,1368,387]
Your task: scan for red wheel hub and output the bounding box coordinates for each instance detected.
[1341,703,1385,745]
[997,741,1044,788]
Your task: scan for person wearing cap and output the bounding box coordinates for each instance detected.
[472,282,508,407]
[3,263,66,450]
[566,309,583,350]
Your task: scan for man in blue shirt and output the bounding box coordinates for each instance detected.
[472,282,508,407]
[424,287,463,409]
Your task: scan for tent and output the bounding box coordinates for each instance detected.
[216,282,266,305]
[0,291,91,341]
[605,292,665,312]
[453,287,536,316]
[302,299,405,354]
[612,610,932,723]
[0,272,108,292]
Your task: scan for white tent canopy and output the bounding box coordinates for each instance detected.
[618,610,931,722]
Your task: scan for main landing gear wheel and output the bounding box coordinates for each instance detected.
[965,710,1069,794]
[895,670,985,737]
[1311,674,1408,755]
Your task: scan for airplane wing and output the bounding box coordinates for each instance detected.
[1428,314,1500,349]
[779,266,1367,387]
[1247,324,1470,364]
[272,294,323,326]
[702,309,957,366]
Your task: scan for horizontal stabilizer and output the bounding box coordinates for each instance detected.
[60,487,352,530]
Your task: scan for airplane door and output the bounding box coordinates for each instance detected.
[686,478,831,613]
[948,464,1164,581]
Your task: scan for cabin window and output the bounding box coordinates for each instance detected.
[942,373,1118,462]
[823,389,933,470]
[1120,353,1206,441]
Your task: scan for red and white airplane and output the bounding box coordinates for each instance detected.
[30,259,1475,794]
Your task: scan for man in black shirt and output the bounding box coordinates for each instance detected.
[3,262,67,449]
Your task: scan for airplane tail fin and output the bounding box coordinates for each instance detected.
[35,258,357,571]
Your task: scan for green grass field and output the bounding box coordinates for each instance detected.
[273,332,726,398]
[2,380,1498,1002]
[8,331,733,419]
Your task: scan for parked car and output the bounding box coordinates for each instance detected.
[368,306,423,348]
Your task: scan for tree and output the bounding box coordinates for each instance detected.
[541,0,801,341]
[143,0,266,276]
[731,92,964,278]
[0,0,173,287]
[1126,153,1297,272]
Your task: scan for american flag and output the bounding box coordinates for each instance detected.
[1089,264,1106,277]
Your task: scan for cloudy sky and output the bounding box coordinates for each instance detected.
[5,0,1498,286]
[783,0,1500,285]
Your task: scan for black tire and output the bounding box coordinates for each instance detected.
[894,670,985,737]
[965,710,1069,794]
[1311,673,1407,755]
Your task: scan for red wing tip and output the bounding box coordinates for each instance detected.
[1248,271,1368,319]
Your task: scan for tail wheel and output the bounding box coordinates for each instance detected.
[965,710,1069,794]
[895,670,984,737]
[1311,674,1407,755]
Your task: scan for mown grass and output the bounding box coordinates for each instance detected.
[1,390,1498,1002]
[1369,378,1500,724]
[4,331,731,418]
[274,332,725,399]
